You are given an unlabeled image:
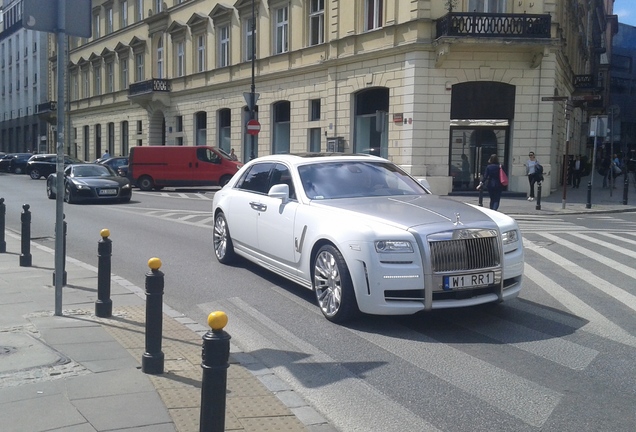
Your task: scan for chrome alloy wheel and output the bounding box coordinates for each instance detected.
[314,250,343,318]
[213,213,235,264]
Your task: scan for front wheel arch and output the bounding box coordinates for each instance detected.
[312,243,360,323]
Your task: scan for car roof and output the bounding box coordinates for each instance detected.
[249,153,385,166]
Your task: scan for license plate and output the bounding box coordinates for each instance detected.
[443,272,494,290]
[99,189,117,195]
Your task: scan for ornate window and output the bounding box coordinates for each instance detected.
[218,25,229,67]
[468,0,506,13]
[121,0,128,27]
[197,34,205,72]
[364,0,383,31]
[273,5,288,54]
[176,41,185,77]
[157,37,164,78]
[309,0,324,46]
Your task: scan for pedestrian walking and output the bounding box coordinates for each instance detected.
[572,155,582,188]
[525,151,540,201]
[229,148,238,161]
[477,154,504,211]
[102,150,110,159]
[599,155,610,188]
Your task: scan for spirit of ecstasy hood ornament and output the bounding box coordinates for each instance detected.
[454,212,463,226]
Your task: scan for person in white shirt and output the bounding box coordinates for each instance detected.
[102,150,110,159]
[524,152,539,201]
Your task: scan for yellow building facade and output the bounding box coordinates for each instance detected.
[48,0,615,195]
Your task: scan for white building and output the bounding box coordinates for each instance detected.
[41,0,616,195]
[0,0,50,153]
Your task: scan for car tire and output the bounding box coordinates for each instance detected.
[64,185,74,204]
[138,176,154,191]
[14,167,22,174]
[219,175,232,187]
[313,244,359,323]
[29,169,41,179]
[46,182,56,199]
[213,212,236,264]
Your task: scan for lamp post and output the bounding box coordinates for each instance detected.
[249,0,256,160]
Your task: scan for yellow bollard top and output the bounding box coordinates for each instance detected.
[148,257,162,270]
[100,228,110,238]
[207,311,228,331]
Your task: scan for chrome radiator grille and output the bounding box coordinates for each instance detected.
[429,236,500,272]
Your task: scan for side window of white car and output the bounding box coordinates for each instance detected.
[271,164,296,200]
[237,163,274,194]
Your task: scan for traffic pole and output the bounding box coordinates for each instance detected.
[200,311,231,432]
[0,198,6,253]
[95,229,113,318]
[142,257,165,375]
[19,204,32,267]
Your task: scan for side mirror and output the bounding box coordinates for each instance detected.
[268,183,289,203]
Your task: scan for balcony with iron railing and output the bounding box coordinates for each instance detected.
[436,12,551,39]
[128,78,171,96]
[127,78,171,109]
[36,101,57,114]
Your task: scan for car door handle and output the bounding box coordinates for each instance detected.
[249,202,267,212]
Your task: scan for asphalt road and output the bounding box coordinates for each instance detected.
[2,172,636,432]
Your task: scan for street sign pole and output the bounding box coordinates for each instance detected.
[53,0,66,316]
[23,0,91,316]
[562,103,571,209]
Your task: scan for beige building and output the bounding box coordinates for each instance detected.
[43,0,616,195]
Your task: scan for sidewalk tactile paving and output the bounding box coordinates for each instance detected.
[92,305,312,431]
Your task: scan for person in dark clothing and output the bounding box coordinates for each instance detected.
[477,154,504,211]
[572,155,582,188]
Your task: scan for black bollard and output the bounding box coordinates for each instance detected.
[19,204,32,267]
[535,182,542,210]
[200,311,231,432]
[142,257,164,375]
[52,215,67,285]
[95,229,113,318]
[586,181,592,209]
[0,198,6,253]
[478,184,484,207]
[623,175,629,205]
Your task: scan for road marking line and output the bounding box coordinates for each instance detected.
[199,298,440,432]
[538,233,636,290]
[523,242,636,348]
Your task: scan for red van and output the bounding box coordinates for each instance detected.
[127,146,242,191]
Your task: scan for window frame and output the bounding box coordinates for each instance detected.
[309,0,325,46]
[273,5,289,55]
[218,25,230,67]
[364,0,383,31]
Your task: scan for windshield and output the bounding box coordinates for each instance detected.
[298,161,428,199]
[71,165,114,177]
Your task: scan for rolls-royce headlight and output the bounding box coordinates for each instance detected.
[502,229,519,245]
[375,240,413,253]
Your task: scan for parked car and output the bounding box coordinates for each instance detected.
[26,154,85,179]
[212,153,524,323]
[127,145,242,191]
[97,156,128,175]
[3,153,33,173]
[46,163,132,204]
[117,164,128,178]
[0,153,15,172]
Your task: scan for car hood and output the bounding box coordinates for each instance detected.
[71,177,129,187]
[309,195,501,229]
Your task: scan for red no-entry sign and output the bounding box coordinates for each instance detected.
[246,119,261,135]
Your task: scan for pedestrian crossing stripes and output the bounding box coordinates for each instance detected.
[195,229,636,431]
